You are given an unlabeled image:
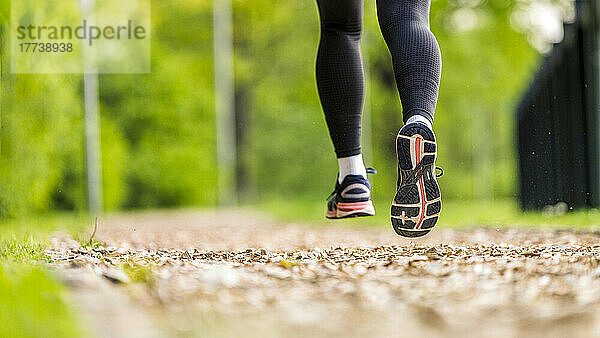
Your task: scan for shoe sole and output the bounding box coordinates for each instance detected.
[327,201,375,219]
[391,125,441,238]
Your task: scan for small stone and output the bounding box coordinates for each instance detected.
[103,269,131,284]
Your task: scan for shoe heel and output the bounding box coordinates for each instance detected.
[335,201,375,218]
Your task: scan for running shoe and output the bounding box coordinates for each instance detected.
[391,123,443,237]
[326,168,377,219]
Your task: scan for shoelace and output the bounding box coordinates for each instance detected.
[435,166,444,177]
[327,167,377,200]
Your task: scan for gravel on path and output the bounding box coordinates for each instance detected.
[47,209,600,337]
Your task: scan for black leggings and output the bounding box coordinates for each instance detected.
[316,0,441,158]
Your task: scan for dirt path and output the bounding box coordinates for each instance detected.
[48,209,600,337]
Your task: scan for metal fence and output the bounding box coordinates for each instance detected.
[517,0,600,210]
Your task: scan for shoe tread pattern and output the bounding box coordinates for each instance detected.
[391,123,441,238]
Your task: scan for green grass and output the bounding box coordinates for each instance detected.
[0,213,91,246]
[258,198,600,230]
[0,213,92,337]
[0,238,44,263]
[0,264,89,337]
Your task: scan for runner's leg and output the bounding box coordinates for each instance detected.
[376,0,441,124]
[316,0,365,160]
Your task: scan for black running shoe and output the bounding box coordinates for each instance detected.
[391,123,442,237]
[326,168,377,219]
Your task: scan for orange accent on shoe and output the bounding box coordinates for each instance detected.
[338,201,371,207]
[415,137,426,229]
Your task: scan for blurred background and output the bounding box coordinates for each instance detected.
[4,1,600,336]
[0,0,584,223]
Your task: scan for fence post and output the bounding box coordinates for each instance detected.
[213,0,237,206]
[80,0,103,214]
[83,73,103,214]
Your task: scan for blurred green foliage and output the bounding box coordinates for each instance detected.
[0,264,87,337]
[0,0,540,217]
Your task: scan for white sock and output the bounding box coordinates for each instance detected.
[338,154,367,184]
[406,115,432,129]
